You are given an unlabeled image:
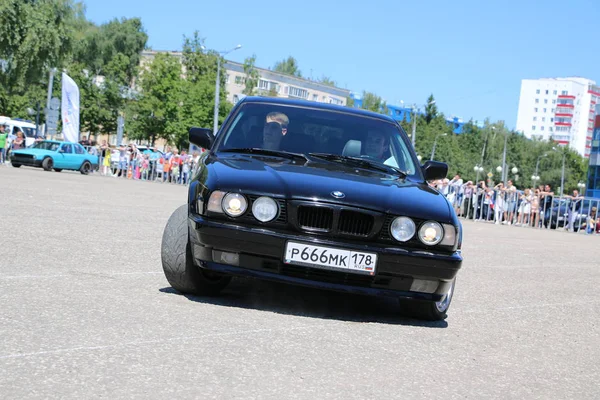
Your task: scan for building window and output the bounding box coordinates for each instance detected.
[536,89,540,94]
[312,94,318,101]
[533,116,537,121]
[543,108,547,113]
[532,126,536,130]
[553,90,557,95]
[226,74,230,84]
[233,94,239,103]
[542,117,545,122]
[551,108,555,113]
[535,99,539,103]
[259,79,279,93]
[234,76,245,85]
[288,86,308,99]
[551,118,554,122]
[549,127,553,132]
[562,90,568,95]
[541,126,545,131]
[534,108,538,112]
[329,97,343,105]
[545,90,549,95]
[544,99,548,104]
[552,99,556,104]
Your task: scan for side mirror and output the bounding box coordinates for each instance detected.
[189,127,214,150]
[422,160,448,181]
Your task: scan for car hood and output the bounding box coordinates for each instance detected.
[11,148,56,157]
[205,154,454,223]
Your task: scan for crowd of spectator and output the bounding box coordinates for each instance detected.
[430,175,599,235]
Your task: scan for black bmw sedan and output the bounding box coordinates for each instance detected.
[161,96,463,321]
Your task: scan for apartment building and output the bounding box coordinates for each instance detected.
[515,77,600,158]
[223,61,350,105]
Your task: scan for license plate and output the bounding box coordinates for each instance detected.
[284,241,377,275]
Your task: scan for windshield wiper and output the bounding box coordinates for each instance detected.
[219,148,308,161]
[308,152,407,177]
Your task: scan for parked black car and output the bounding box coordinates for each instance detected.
[161,96,463,321]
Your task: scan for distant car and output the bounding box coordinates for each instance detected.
[160,96,464,321]
[10,140,99,174]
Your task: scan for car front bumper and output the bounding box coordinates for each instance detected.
[11,156,43,167]
[189,214,462,302]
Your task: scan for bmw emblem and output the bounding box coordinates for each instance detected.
[331,191,345,198]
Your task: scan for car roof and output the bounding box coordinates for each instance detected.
[236,96,398,124]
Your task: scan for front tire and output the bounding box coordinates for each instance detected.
[80,161,92,175]
[398,278,456,321]
[42,157,53,171]
[11,163,21,168]
[161,204,231,296]
[54,168,62,172]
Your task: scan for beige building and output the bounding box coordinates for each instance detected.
[222,60,350,106]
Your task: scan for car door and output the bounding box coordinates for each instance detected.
[73,143,92,167]
[57,143,77,169]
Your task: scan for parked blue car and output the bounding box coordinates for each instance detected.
[10,140,99,174]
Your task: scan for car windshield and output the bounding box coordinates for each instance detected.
[215,102,420,178]
[31,141,60,151]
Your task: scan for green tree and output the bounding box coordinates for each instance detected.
[125,53,182,145]
[359,91,387,114]
[424,94,438,124]
[242,54,259,95]
[273,56,302,77]
[319,76,336,87]
[73,16,148,85]
[0,0,84,94]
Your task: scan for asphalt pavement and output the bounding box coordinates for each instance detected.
[1,166,598,399]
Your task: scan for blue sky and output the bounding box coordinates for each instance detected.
[83,0,600,129]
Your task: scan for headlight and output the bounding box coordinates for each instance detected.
[418,221,443,246]
[252,196,278,222]
[440,224,457,247]
[222,193,247,217]
[207,191,226,213]
[390,216,415,242]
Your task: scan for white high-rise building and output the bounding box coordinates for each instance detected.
[515,77,600,158]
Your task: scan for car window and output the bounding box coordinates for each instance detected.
[74,144,85,154]
[217,102,420,177]
[61,144,73,154]
[32,141,60,151]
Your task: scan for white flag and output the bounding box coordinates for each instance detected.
[61,72,80,143]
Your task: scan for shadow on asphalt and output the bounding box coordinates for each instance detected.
[159,277,448,328]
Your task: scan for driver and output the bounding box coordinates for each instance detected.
[262,111,289,150]
[364,130,398,167]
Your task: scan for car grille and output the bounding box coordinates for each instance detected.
[13,154,34,160]
[338,210,374,237]
[297,206,334,231]
[280,265,374,287]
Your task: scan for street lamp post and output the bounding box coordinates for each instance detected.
[411,99,436,149]
[552,147,566,195]
[474,165,484,182]
[212,44,242,135]
[501,128,509,184]
[430,132,447,160]
[535,153,547,180]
